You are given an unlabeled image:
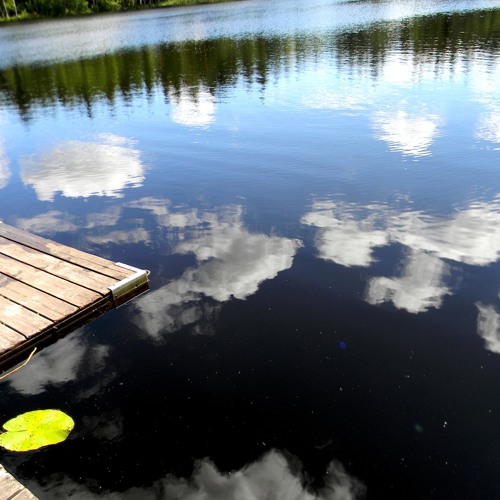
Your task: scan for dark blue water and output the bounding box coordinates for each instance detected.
[0,0,499,498]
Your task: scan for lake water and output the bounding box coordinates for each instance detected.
[0,0,499,498]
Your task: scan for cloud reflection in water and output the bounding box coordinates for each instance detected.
[301,201,388,267]
[14,206,126,244]
[20,134,144,201]
[3,331,110,396]
[170,86,216,128]
[303,196,500,314]
[475,111,500,147]
[366,250,451,314]
[476,302,500,355]
[472,66,500,149]
[157,450,365,500]
[26,450,365,500]
[393,200,500,266]
[133,201,301,340]
[0,140,10,189]
[86,227,151,246]
[16,210,79,234]
[126,196,218,239]
[372,109,441,157]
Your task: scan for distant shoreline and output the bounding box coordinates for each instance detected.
[0,0,243,24]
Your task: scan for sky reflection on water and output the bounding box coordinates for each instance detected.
[0,1,500,499]
[20,134,144,200]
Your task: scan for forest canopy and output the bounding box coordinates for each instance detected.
[0,0,234,20]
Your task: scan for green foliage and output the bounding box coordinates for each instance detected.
[158,0,235,6]
[0,0,238,19]
[0,36,280,119]
[0,7,497,121]
[1,0,18,18]
[91,0,120,12]
[0,409,74,452]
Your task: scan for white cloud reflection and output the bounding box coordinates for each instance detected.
[174,217,300,302]
[471,61,500,149]
[0,141,10,189]
[476,302,500,355]
[127,196,216,231]
[20,134,144,201]
[475,111,500,148]
[86,227,150,246]
[372,109,441,157]
[302,201,388,267]
[25,450,365,500]
[159,451,365,500]
[393,200,500,266]
[4,331,110,396]
[366,250,451,314]
[16,210,79,234]
[134,203,301,339]
[170,87,216,127]
[5,334,86,395]
[85,206,123,229]
[303,195,500,314]
[15,206,124,239]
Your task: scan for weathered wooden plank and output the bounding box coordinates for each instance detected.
[0,223,149,371]
[0,240,118,293]
[0,295,113,371]
[0,297,52,337]
[0,254,101,307]
[0,464,38,499]
[10,490,38,500]
[0,323,27,351]
[11,489,39,499]
[0,274,77,321]
[0,223,130,281]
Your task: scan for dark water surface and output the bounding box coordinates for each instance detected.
[1,0,499,498]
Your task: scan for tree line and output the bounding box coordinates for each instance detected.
[1,8,497,120]
[0,0,233,20]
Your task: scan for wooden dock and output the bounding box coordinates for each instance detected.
[0,464,37,499]
[0,221,149,371]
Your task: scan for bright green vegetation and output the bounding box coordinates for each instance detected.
[159,0,235,6]
[0,409,74,452]
[0,0,237,21]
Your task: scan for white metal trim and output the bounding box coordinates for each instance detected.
[108,263,150,307]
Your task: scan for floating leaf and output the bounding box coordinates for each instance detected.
[0,409,74,452]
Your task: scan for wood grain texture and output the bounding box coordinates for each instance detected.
[0,254,102,307]
[0,274,77,320]
[0,223,130,280]
[0,464,38,499]
[0,222,148,370]
[0,240,118,292]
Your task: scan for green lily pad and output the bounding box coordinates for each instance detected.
[0,409,74,452]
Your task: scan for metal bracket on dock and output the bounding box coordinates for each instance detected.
[108,263,150,308]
